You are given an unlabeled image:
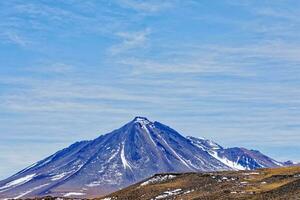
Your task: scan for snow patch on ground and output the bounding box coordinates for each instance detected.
[243,172,260,176]
[63,192,85,197]
[154,189,182,199]
[86,181,102,187]
[183,189,194,194]
[141,174,176,186]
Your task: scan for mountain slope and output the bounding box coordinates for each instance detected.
[187,136,284,170]
[0,117,286,198]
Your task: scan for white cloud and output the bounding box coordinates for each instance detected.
[109,28,151,55]
[1,31,30,47]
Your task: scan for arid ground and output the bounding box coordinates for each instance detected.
[99,166,300,200]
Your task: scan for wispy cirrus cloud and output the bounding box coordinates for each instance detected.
[109,28,151,55]
[1,31,30,47]
[1,0,300,179]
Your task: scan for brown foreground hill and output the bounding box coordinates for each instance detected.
[98,166,300,200]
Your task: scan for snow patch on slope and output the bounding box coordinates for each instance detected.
[121,142,132,170]
[143,125,156,147]
[0,174,36,191]
[160,137,193,170]
[189,136,246,170]
[107,146,120,163]
[51,172,68,181]
[272,160,283,166]
[134,117,150,125]
[210,151,247,170]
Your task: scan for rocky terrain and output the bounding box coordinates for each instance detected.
[100,166,300,200]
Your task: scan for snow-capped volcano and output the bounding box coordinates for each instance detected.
[0,117,286,198]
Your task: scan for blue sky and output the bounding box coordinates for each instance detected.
[1,0,300,179]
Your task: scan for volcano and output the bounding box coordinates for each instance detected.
[0,117,286,198]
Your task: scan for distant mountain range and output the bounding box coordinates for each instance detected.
[0,117,292,198]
